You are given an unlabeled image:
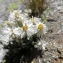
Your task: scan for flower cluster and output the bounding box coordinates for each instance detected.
[0,9,48,63]
[2,10,47,43]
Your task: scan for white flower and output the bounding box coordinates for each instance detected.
[5,21,14,28]
[30,16,41,25]
[13,27,25,38]
[0,35,10,45]
[0,48,8,63]
[24,9,32,13]
[19,13,28,21]
[1,28,15,43]
[8,10,22,21]
[36,23,47,37]
[8,10,29,23]
[34,39,48,50]
[22,23,37,39]
[22,19,32,26]
[2,28,13,36]
[13,24,37,39]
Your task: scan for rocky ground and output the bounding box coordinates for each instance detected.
[0,0,63,63]
[32,0,63,63]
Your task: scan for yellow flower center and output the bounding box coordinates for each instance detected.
[10,29,13,32]
[22,25,28,31]
[38,24,44,30]
[6,21,11,26]
[15,12,19,18]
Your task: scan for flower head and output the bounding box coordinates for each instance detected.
[22,25,28,31]
[24,9,32,13]
[30,16,41,25]
[22,24,37,39]
[13,27,24,38]
[6,21,11,26]
[37,23,47,37]
[8,10,22,21]
[34,39,48,50]
[38,24,44,30]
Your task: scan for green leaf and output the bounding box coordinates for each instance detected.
[0,0,2,2]
[19,0,22,2]
[16,21,23,27]
[18,0,22,3]
[49,8,53,12]
[8,3,18,10]
[2,60,6,63]
[0,24,3,30]
[42,14,45,19]
[43,19,47,23]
